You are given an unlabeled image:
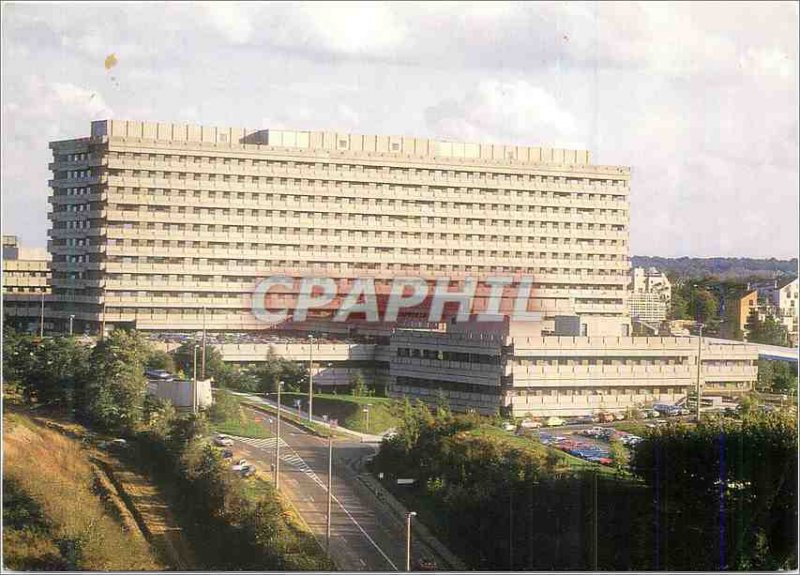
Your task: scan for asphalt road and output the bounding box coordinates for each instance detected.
[229,407,448,572]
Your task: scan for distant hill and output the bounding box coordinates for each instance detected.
[631,256,798,281]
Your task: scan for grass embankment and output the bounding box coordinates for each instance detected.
[2,412,163,570]
[469,425,619,476]
[278,392,399,434]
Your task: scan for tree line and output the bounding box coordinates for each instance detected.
[2,327,332,570]
[372,399,797,571]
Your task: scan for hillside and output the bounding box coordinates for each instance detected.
[632,256,798,281]
[2,411,167,570]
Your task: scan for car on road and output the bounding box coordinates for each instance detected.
[220,449,234,459]
[214,434,234,447]
[231,459,249,472]
[240,464,257,477]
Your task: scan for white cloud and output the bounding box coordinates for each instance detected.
[425,79,582,148]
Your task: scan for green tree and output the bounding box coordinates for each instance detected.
[745,309,790,346]
[173,342,225,381]
[687,288,718,324]
[85,330,151,433]
[350,370,367,397]
[145,349,175,373]
[208,390,242,424]
[608,439,629,472]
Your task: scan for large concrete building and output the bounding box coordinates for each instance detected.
[48,119,631,336]
[38,119,760,415]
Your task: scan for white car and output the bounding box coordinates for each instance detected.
[214,434,234,447]
[231,459,249,472]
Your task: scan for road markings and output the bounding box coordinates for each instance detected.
[230,434,399,571]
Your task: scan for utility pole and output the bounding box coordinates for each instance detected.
[101,300,107,340]
[593,471,598,571]
[308,334,315,423]
[406,511,417,571]
[193,344,199,414]
[275,380,283,490]
[201,306,207,379]
[39,292,45,337]
[696,323,704,422]
[326,429,334,550]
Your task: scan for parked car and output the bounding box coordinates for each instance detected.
[520,419,543,429]
[220,449,234,459]
[545,416,565,427]
[241,465,257,477]
[231,459,249,472]
[502,422,516,432]
[214,434,234,447]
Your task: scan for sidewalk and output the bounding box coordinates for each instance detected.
[356,472,468,571]
[229,391,385,443]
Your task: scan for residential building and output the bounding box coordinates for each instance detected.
[628,266,671,323]
[48,119,632,337]
[758,278,799,346]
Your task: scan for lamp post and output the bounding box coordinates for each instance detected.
[326,420,335,551]
[201,305,207,379]
[39,292,45,337]
[275,380,283,489]
[406,511,417,571]
[363,404,371,433]
[192,344,199,414]
[69,314,75,336]
[308,334,315,423]
[696,323,704,422]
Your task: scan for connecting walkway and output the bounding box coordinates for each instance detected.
[705,337,797,362]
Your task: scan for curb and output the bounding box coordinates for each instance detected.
[356,473,468,571]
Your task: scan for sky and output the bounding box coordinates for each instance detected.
[1,1,798,258]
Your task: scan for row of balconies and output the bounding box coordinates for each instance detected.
[101,241,627,257]
[104,158,629,193]
[100,249,628,268]
[103,226,629,244]
[105,188,627,212]
[49,174,104,187]
[98,260,628,277]
[510,364,757,378]
[102,137,628,175]
[48,156,107,170]
[101,208,628,229]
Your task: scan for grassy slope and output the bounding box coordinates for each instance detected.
[2,411,163,570]
[278,392,399,434]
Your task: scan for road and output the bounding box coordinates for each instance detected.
[229,406,450,572]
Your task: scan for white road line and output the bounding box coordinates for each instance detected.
[229,434,398,570]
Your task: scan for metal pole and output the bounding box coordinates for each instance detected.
[193,345,198,414]
[308,335,314,423]
[696,324,703,422]
[275,380,283,489]
[69,314,74,336]
[593,471,598,570]
[39,292,44,337]
[406,511,416,571]
[326,433,333,550]
[201,306,207,379]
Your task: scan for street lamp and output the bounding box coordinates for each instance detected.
[192,344,199,414]
[308,334,315,423]
[68,314,75,336]
[201,305,207,379]
[696,323,704,422]
[406,511,417,571]
[363,404,371,432]
[326,417,336,551]
[275,380,284,489]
